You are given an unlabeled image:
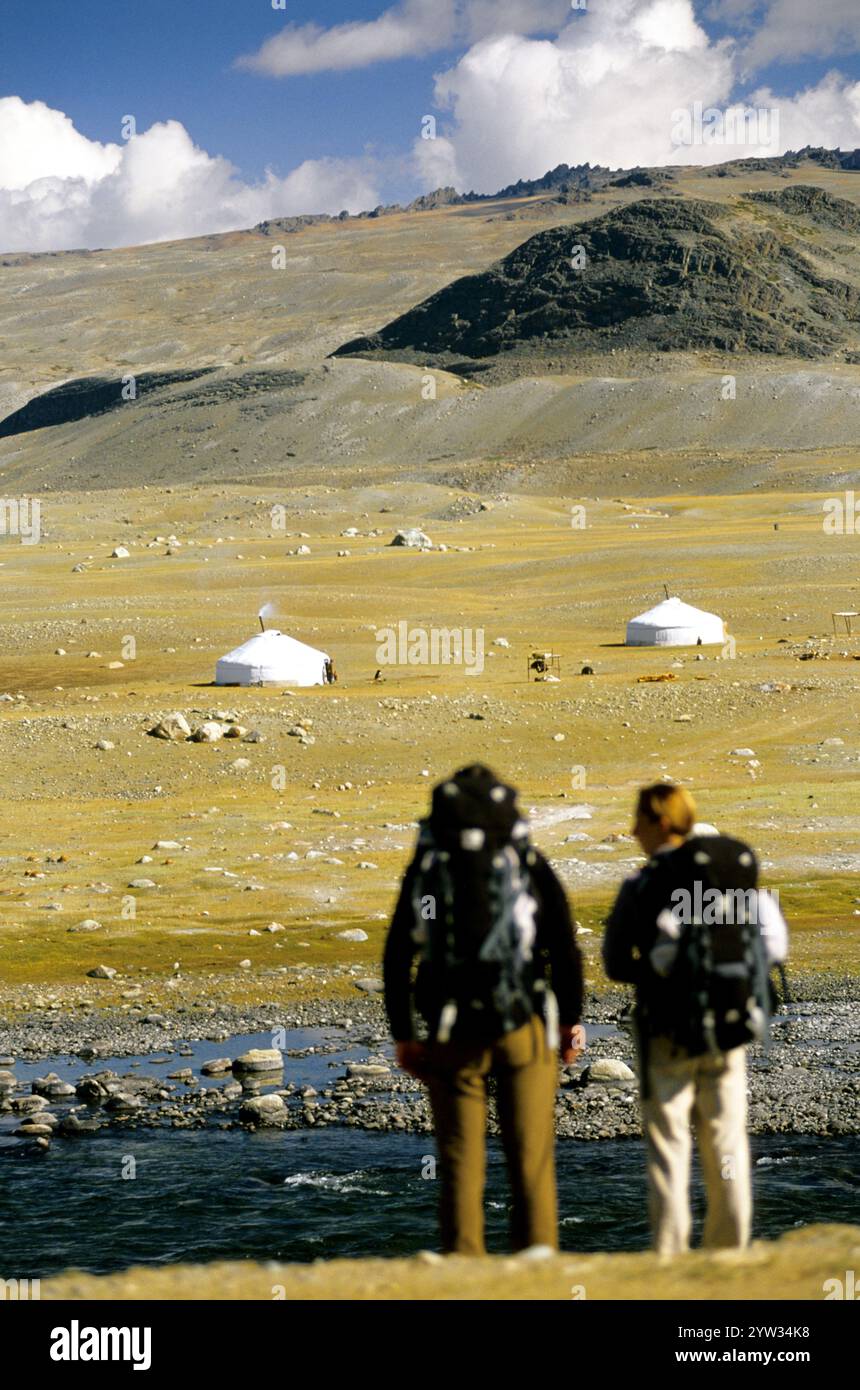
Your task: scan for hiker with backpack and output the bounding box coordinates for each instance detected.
[384,765,585,1256]
[603,783,788,1257]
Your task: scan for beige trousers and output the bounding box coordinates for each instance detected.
[641,1036,751,1256]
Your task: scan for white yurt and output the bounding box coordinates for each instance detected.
[215,630,329,686]
[625,596,725,647]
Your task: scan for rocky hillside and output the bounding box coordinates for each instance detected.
[748,184,860,233]
[335,197,860,364]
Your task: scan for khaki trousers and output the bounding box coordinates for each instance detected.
[424,1016,559,1256]
[641,1035,752,1256]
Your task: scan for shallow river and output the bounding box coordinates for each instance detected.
[0,1029,857,1277]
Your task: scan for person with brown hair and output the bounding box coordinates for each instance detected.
[603,783,788,1257]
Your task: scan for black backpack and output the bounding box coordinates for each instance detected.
[636,835,775,1056]
[410,822,544,1042]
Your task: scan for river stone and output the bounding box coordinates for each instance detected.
[354,978,384,993]
[32,1075,75,1099]
[11,1095,50,1114]
[59,1113,101,1135]
[201,1058,233,1076]
[232,1048,284,1073]
[239,1094,287,1127]
[14,1124,54,1138]
[584,1059,636,1083]
[104,1092,143,1112]
[346,1064,391,1079]
[76,1078,108,1104]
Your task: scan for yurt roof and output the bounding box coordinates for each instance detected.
[218,630,328,666]
[628,596,722,627]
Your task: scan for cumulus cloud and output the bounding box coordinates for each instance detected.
[0,99,381,253]
[7,2,860,254]
[412,0,860,194]
[752,72,860,150]
[0,97,122,188]
[236,0,571,76]
[707,1,860,69]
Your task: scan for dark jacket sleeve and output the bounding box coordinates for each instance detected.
[532,854,584,1026]
[383,864,418,1042]
[602,875,643,984]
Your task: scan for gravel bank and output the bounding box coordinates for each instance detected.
[1,975,857,1145]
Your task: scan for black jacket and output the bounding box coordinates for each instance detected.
[383,846,584,1042]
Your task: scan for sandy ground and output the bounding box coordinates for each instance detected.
[37,1224,860,1301]
[0,483,857,1013]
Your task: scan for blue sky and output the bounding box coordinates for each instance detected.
[1,1,852,182]
[1,0,859,251]
[0,1,458,183]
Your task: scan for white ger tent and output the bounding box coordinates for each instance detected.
[625,596,725,647]
[215,630,329,686]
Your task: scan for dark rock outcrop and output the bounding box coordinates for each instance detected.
[334,197,860,363]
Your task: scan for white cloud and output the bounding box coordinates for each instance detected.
[237,0,456,77]
[0,97,121,188]
[413,133,462,190]
[412,0,860,194]
[236,0,572,77]
[6,3,860,255]
[0,100,381,253]
[751,72,860,150]
[708,1,860,69]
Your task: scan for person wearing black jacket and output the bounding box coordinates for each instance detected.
[384,764,585,1256]
[603,783,789,1256]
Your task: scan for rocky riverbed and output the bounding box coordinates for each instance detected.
[1,974,857,1148]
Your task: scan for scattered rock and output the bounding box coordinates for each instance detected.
[239,1094,287,1127]
[148,712,192,741]
[200,1058,233,1076]
[191,721,225,743]
[232,1048,284,1073]
[389,528,432,549]
[583,1059,636,1084]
